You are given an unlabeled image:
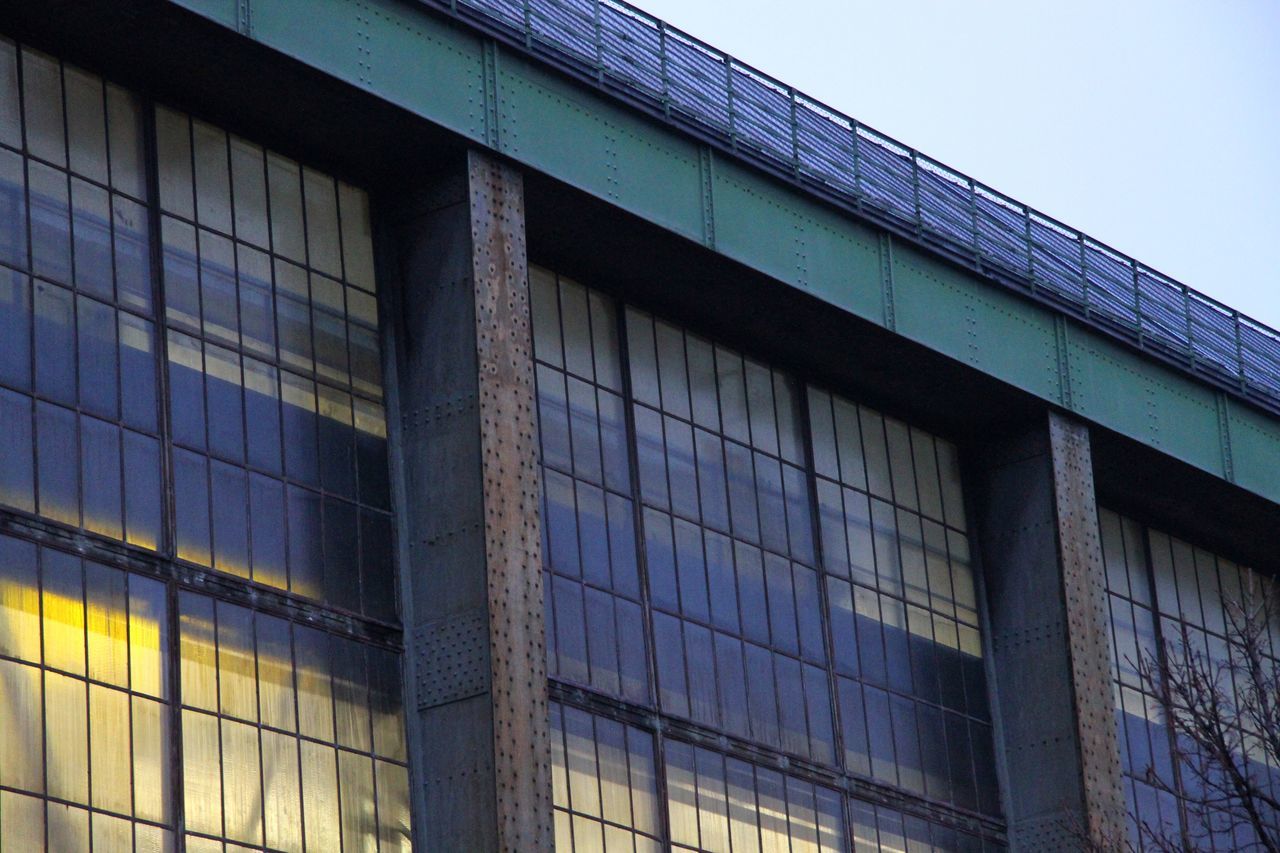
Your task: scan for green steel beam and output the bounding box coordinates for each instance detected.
[167,0,1278,505]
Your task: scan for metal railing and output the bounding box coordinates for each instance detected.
[426,0,1280,412]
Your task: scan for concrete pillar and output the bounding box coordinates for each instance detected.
[388,150,551,851]
[976,411,1126,850]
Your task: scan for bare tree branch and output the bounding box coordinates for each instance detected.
[1078,576,1280,852]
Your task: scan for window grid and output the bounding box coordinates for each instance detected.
[177,591,409,852]
[155,106,392,619]
[807,389,995,813]
[1100,508,1280,851]
[0,41,164,555]
[531,265,1005,851]
[550,701,664,853]
[0,534,175,850]
[549,699,1000,853]
[534,266,650,706]
[626,309,835,766]
[0,37,409,852]
[0,37,397,621]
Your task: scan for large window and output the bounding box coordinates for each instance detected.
[0,38,407,850]
[1101,510,1280,851]
[532,266,1003,852]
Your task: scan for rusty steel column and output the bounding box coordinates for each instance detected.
[388,150,551,851]
[976,410,1126,850]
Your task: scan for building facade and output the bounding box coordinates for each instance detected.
[0,1,1277,851]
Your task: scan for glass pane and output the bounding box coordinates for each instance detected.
[0,39,19,148]
[71,178,113,298]
[44,671,88,804]
[267,153,305,263]
[80,417,121,540]
[303,168,341,277]
[133,695,171,823]
[338,182,376,292]
[106,83,146,199]
[296,625,334,741]
[192,119,231,233]
[262,731,303,852]
[88,683,131,814]
[22,48,66,167]
[36,402,79,526]
[217,602,257,722]
[0,659,43,793]
[0,148,28,271]
[300,742,340,852]
[377,760,412,852]
[230,136,268,247]
[338,751,376,851]
[0,389,35,513]
[182,709,222,836]
[256,614,296,732]
[221,718,264,846]
[0,537,40,663]
[0,790,45,851]
[34,280,75,405]
[180,592,218,711]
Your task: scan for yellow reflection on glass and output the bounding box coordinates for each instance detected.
[91,811,132,852]
[959,623,983,661]
[45,670,89,804]
[0,539,40,663]
[0,659,43,793]
[88,683,132,815]
[133,695,171,824]
[354,398,386,441]
[300,741,340,852]
[339,750,376,853]
[180,593,217,711]
[376,760,412,853]
[217,603,258,723]
[258,616,296,733]
[221,718,263,846]
[46,801,89,853]
[262,731,303,853]
[135,823,175,853]
[182,709,222,837]
[86,562,130,687]
[184,835,223,853]
[1,790,45,850]
[42,551,86,676]
[296,627,334,741]
[129,575,168,699]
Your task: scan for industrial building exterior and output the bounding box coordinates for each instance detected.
[0,0,1277,850]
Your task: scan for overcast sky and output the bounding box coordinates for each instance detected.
[631,0,1280,327]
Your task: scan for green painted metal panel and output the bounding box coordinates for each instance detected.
[248,0,369,80]
[1226,402,1280,502]
[1068,333,1227,482]
[711,159,881,320]
[892,244,1062,404]
[359,0,487,140]
[497,51,703,243]
[161,0,1280,505]
[246,0,487,143]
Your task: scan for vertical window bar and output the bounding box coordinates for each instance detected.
[797,382,850,835]
[613,292,675,848]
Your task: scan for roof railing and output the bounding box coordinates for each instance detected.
[425,0,1280,414]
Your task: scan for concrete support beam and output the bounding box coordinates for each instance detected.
[977,411,1126,850]
[389,150,551,851]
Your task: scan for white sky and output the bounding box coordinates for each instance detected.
[630,0,1280,326]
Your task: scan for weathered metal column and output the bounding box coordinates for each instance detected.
[976,410,1126,850]
[388,150,552,850]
